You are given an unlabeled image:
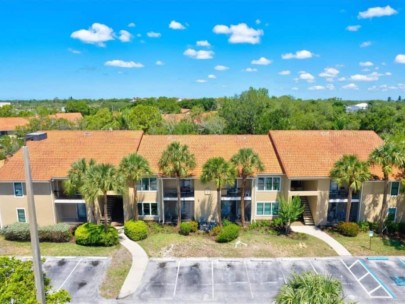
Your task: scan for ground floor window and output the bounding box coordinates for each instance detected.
[55,203,87,222]
[221,200,251,222]
[327,202,359,223]
[387,207,396,222]
[138,202,158,216]
[256,202,279,216]
[17,208,26,222]
[164,200,194,222]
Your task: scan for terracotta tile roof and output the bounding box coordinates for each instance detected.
[48,113,83,121]
[269,130,384,178]
[138,135,283,176]
[0,130,144,181]
[0,117,29,131]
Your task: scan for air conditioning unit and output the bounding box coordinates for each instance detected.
[25,132,47,141]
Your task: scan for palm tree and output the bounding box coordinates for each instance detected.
[64,158,97,223]
[369,142,404,233]
[231,148,264,227]
[83,163,122,231]
[330,155,370,223]
[201,157,236,226]
[158,142,196,227]
[118,153,152,220]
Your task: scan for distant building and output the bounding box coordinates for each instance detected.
[346,103,368,113]
[0,102,11,108]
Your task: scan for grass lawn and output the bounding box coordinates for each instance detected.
[100,246,132,299]
[138,230,337,258]
[0,235,120,257]
[328,231,405,256]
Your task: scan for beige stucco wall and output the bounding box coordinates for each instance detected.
[0,182,55,227]
[194,179,217,221]
[315,179,330,225]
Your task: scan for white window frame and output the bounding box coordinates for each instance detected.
[387,207,397,222]
[138,202,159,216]
[138,177,158,192]
[16,208,27,223]
[256,176,281,192]
[13,182,24,197]
[256,201,279,216]
[390,181,400,197]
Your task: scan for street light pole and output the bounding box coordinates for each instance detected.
[23,144,46,304]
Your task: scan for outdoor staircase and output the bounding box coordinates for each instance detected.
[301,197,315,226]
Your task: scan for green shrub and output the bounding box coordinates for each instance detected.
[179,222,192,236]
[147,222,164,234]
[368,221,378,232]
[398,223,405,236]
[357,221,370,232]
[75,223,119,246]
[216,223,240,243]
[209,225,221,236]
[269,217,284,230]
[249,220,271,230]
[38,223,72,242]
[124,220,148,241]
[222,219,233,227]
[386,221,399,234]
[189,221,198,233]
[3,223,31,241]
[337,222,359,237]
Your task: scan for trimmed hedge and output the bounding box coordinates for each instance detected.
[3,222,72,242]
[216,223,240,243]
[75,223,118,246]
[179,222,192,236]
[337,222,359,237]
[124,220,148,241]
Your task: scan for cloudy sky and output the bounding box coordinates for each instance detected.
[1,0,404,100]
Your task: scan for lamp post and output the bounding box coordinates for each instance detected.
[24,132,47,304]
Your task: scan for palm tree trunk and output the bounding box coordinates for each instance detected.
[217,187,222,226]
[103,193,108,232]
[176,176,182,227]
[86,202,95,223]
[133,182,139,221]
[240,178,246,227]
[345,188,352,222]
[378,178,390,234]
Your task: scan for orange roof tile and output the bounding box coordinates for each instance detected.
[0,130,144,181]
[269,130,384,178]
[48,112,82,122]
[138,135,283,176]
[0,117,29,131]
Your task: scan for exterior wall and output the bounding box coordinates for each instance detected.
[314,179,330,225]
[194,179,217,221]
[0,182,55,227]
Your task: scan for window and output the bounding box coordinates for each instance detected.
[256,202,279,216]
[17,209,26,222]
[390,182,400,196]
[257,177,281,191]
[137,178,157,191]
[387,208,396,222]
[138,202,158,216]
[14,182,23,197]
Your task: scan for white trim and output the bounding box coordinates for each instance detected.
[138,201,159,217]
[221,196,252,201]
[13,182,24,198]
[137,177,158,192]
[16,208,27,223]
[55,199,86,204]
[256,176,282,192]
[163,197,194,201]
[328,199,360,203]
[256,201,279,216]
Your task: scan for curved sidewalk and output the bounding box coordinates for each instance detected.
[117,230,149,299]
[291,225,352,256]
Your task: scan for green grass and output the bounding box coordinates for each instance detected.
[0,235,120,257]
[138,230,337,258]
[328,231,405,256]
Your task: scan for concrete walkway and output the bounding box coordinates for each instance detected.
[291,225,352,256]
[117,228,149,299]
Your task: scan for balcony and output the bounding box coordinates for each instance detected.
[222,188,252,198]
[53,190,83,200]
[163,187,194,199]
[329,189,360,200]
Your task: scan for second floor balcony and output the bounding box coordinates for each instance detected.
[53,190,83,200]
[329,189,360,200]
[222,188,252,198]
[163,186,195,198]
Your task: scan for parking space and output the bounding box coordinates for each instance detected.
[125,257,405,304]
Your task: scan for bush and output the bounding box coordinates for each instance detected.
[3,223,30,241]
[75,223,119,246]
[216,223,240,243]
[3,223,72,242]
[399,223,405,236]
[357,221,370,232]
[222,219,233,227]
[249,220,271,231]
[189,221,198,233]
[209,225,221,236]
[124,220,148,241]
[337,222,359,237]
[386,221,399,234]
[179,222,192,236]
[368,221,378,232]
[269,218,284,230]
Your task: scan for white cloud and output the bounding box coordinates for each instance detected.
[213,23,263,44]
[251,57,272,65]
[360,41,372,48]
[298,71,315,82]
[338,77,346,82]
[359,61,374,67]
[395,54,405,64]
[147,32,161,38]
[319,67,339,78]
[291,87,299,91]
[169,20,186,30]
[208,74,216,79]
[385,72,392,76]
[350,72,379,82]
[197,40,211,47]
[128,22,136,28]
[196,79,207,83]
[104,60,144,68]
[68,48,81,54]
[346,25,361,32]
[308,85,326,91]
[155,60,164,66]
[118,30,132,42]
[215,65,229,71]
[326,84,335,90]
[243,67,258,72]
[282,50,314,60]
[342,83,359,90]
[279,70,291,76]
[368,84,399,91]
[358,5,398,19]
[184,48,214,60]
[71,23,114,47]
[136,33,142,37]
[255,19,261,25]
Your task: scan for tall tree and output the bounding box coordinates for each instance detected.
[200,157,236,226]
[158,142,196,226]
[64,158,97,223]
[369,143,404,233]
[278,196,305,234]
[231,148,264,226]
[118,153,152,220]
[330,155,371,222]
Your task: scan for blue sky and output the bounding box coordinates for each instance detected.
[1,0,404,100]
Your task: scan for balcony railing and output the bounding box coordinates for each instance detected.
[53,190,82,200]
[164,188,194,198]
[222,188,252,197]
[329,190,360,200]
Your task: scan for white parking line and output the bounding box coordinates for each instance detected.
[309,260,318,274]
[57,258,82,291]
[278,260,287,284]
[211,260,215,300]
[172,260,180,297]
[243,260,254,299]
